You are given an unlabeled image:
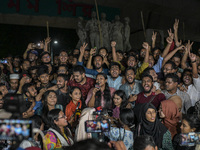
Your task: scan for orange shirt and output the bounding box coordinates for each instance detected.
[65,100,82,121]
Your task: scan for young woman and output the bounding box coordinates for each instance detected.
[159,100,181,139]
[134,103,173,150]
[65,87,83,124]
[86,73,115,109]
[43,109,73,149]
[173,114,200,150]
[112,90,128,119]
[40,90,63,129]
[104,108,135,150]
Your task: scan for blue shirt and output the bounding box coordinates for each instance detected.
[77,61,109,76]
[107,75,122,90]
[119,80,143,98]
[153,56,163,73]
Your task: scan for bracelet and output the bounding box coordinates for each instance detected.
[191,60,196,63]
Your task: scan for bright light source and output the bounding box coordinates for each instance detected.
[37,43,40,46]
[54,41,58,44]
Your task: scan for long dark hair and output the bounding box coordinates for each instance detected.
[120,108,135,132]
[112,90,128,110]
[41,90,57,127]
[95,73,111,109]
[48,109,71,137]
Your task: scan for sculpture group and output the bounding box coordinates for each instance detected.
[76,11,131,52]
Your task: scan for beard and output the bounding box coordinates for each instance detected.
[57,84,65,89]
[143,84,154,94]
[127,78,135,84]
[43,61,51,64]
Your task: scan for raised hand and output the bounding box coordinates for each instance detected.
[152,31,157,42]
[177,45,185,51]
[142,42,150,50]
[80,42,88,55]
[38,41,44,49]
[175,39,182,47]
[111,41,116,47]
[189,52,196,62]
[90,48,96,56]
[173,19,179,31]
[166,37,173,44]
[185,40,194,53]
[167,28,174,39]
[45,37,51,45]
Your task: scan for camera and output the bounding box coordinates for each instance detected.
[180,132,200,146]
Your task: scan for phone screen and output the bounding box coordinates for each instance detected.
[85,120,110,133]
[0,119,33,141]
[180,132,200,146]
[0,60,7,64]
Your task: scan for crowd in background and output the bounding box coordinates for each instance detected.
[0,19,200,150]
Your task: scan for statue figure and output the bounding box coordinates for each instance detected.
[76,17,87,48]
[85,11,100,49]
[100,13,111,50]
[123,17,132,52]
[111,15,124,51]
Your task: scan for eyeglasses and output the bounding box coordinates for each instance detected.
[58,115,66,119]
[42,56,50,59]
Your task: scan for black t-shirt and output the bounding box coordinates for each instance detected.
[55,89,71,112]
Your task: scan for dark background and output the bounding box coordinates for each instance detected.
[0,24,79,58]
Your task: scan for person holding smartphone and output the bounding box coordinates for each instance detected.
[173,114,200,150]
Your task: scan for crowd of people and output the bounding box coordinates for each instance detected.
[0,19,200,150]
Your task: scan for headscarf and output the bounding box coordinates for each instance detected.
[135,103,168,148]
[161,100,181,139]
[168,95,182,112]
[75,108,95,142]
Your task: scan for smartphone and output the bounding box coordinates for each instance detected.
[85,120,110,133]
[0,119,33,141]
[0,59,7,64]
[180,132,200,146]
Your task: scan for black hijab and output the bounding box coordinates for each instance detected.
[135,103,168,148]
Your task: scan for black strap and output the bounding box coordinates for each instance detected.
[149,95,156,103]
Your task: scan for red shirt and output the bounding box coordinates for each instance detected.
[136,92,166,109]
[65,100,82,122]
[68,77,95,101]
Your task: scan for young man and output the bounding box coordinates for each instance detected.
[162,73,192,114]
[56,74,71,111]
[68,65,95,101]
[78,43,109,79]
[162,60,177,77]
[27,50,38,67]
[8,74,19,94]
[136,74,165,109]
[20,59,30,74]
[36,65,54,91]
[142,67,160,90]
[180,52,200,106]
[107,62,122,90]
[0,83,8,97]
[22,83,41,117]
[119,67,143,105]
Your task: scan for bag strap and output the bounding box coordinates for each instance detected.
[149,95,156,103]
